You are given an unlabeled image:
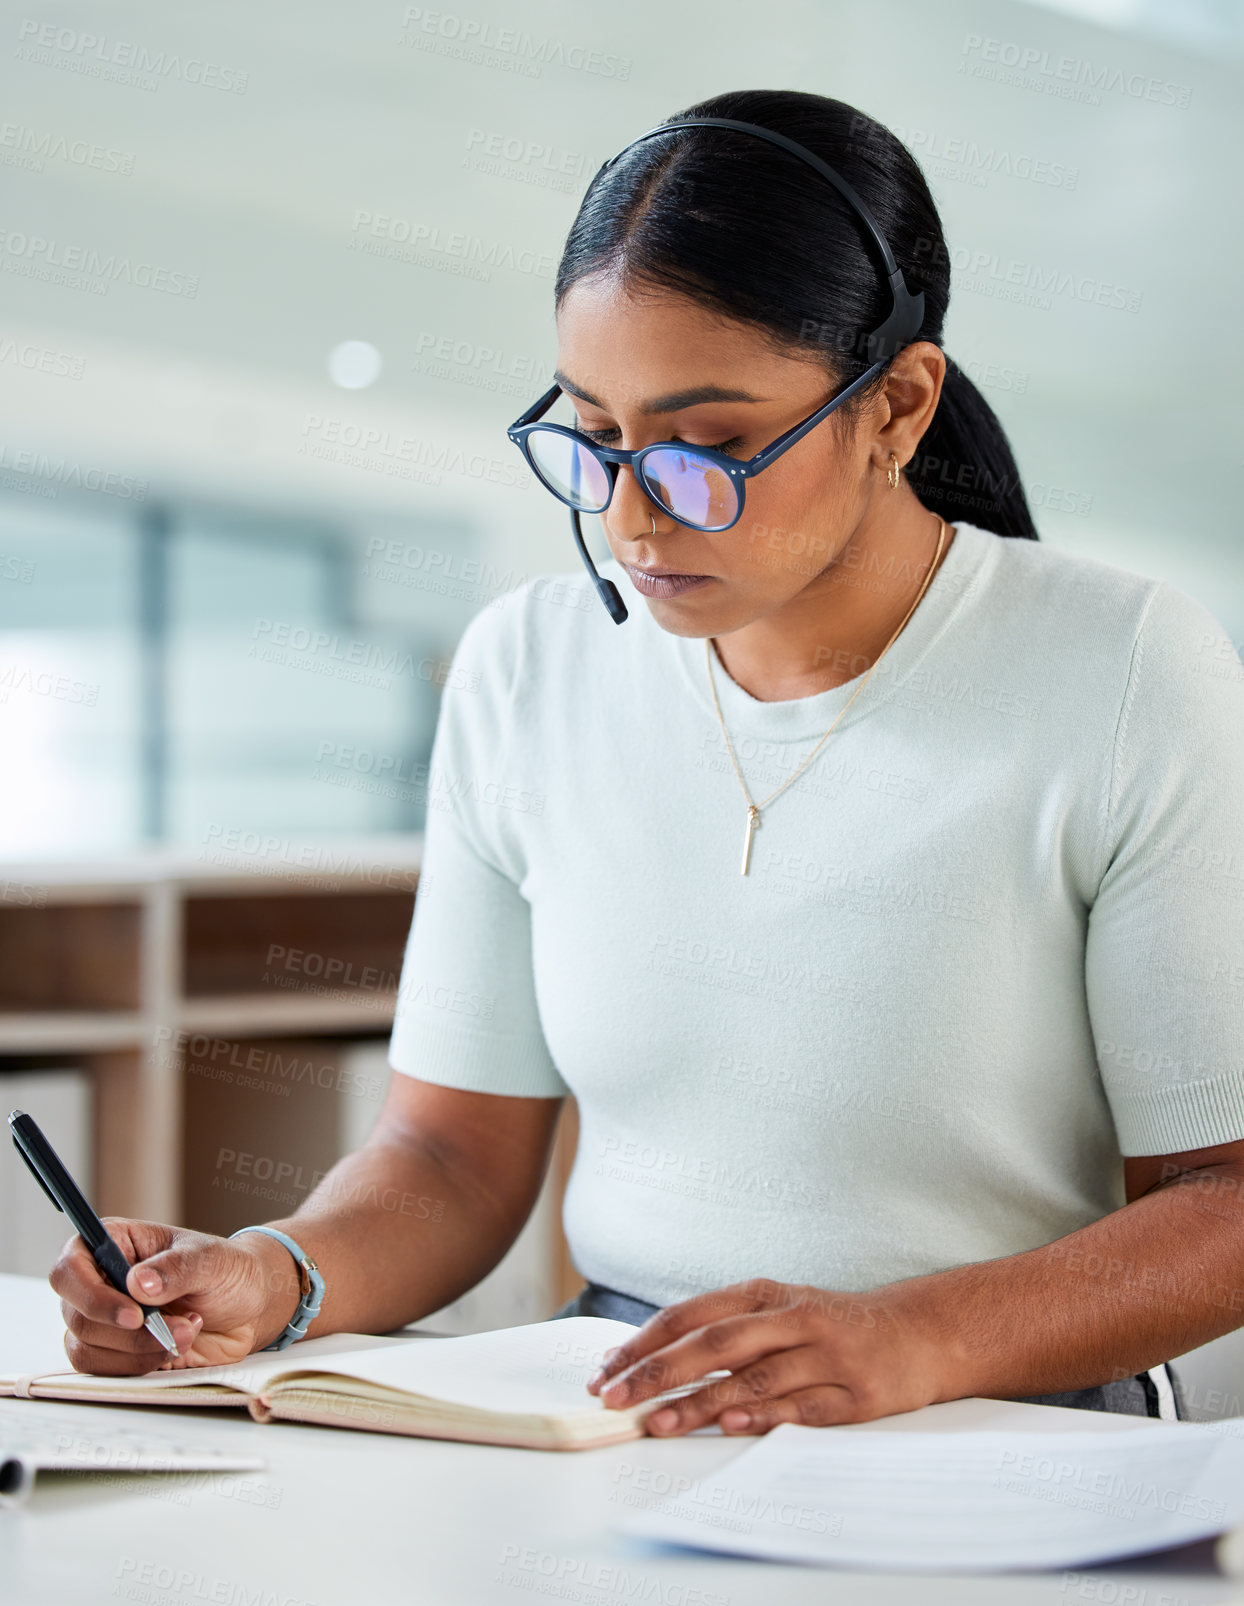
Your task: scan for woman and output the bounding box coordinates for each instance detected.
[53,89,1244,1438]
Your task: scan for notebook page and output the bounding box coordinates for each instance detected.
[0,1330,411,1398]
[261,1317,648,1415]
[618,1421,1244,1572]
[0,1319,644,1408]
[1,1317,696,1420]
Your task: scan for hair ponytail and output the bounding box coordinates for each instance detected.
[555,88,1039,543]
[905,356,1037,539]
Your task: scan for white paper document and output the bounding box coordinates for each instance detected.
[0,1413,266,1508]
[617,1420,1244,1572]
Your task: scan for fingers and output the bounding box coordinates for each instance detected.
[588,1280,780,1395]
[118,1228,219,1310]
[640,1344,841,1435]
[61,1301,204,1375]
[76,1217,208,1309]
[109,1217,182,1266]
[50,1231,147,1332]
[715,1384,868,1435]
[598,1308,803,1411]
[62,1320,196,1378]
[62,1311,163,1375]
[50,1220,203,1375]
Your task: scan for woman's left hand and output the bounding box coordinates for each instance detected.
[586,1276,957,1436]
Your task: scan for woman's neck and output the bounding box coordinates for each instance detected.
[710,507,954,704]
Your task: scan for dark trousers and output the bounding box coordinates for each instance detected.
[554,1281,1186,1420]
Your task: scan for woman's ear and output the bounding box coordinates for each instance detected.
[875,342,946,462]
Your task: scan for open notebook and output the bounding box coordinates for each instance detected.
[0,1317,718,1451]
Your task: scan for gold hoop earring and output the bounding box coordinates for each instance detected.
[886,453,901,491]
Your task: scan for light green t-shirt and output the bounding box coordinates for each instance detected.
[389,521,1244,1306]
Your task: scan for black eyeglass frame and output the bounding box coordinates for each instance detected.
[507,358,887,536]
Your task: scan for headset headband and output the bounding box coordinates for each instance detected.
[594,115,925,365]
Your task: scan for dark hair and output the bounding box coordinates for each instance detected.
[554,88,1038,542]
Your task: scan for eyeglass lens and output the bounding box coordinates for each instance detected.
[640,447,738,531]
[525,429,740,531]
[526,431,611,511]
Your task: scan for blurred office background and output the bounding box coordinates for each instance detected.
[1,0,1242,1352]
[2,0,1242,853]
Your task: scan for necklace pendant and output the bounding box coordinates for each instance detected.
[740,805,760,876]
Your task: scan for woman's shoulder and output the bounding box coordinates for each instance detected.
[448,561,639,692]
[963,523,1242,736]
[965,522,1234,662]
[969,521,1152,620]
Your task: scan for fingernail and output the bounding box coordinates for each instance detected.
[136,1269,160,1294]
[116,1305,142,1328]
[190,1312,203,1328]
[649,1408,679,1432]
[586,1369,604,1390]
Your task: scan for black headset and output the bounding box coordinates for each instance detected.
[570,116,925,624]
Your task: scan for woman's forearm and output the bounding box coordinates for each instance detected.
[577,1154,1244,1437]
[240,1128,522,1345]
[897,1160,1244,1401]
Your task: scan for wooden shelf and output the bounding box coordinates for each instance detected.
[0,835,425,897]
[0,835,582,1315]
[0,839,423,1221]
[0,1012,149,1053]
[177,992,399,1036]
[0,902,143,1012]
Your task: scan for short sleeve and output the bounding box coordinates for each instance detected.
[1086,581,1244,1154]
[388,602,569,1098]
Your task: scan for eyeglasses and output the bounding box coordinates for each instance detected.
[507,360,885,535]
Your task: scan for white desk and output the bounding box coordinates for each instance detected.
[1,1273,1241,1606]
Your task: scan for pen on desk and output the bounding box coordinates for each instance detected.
[7,1108,180,1357]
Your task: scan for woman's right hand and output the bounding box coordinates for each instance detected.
[49,1219,301,1376]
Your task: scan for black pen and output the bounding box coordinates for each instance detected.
[8,1108,179,1356]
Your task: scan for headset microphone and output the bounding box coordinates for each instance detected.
[571,506,628,624]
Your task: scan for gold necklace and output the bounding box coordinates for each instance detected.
[707,515,947,875]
